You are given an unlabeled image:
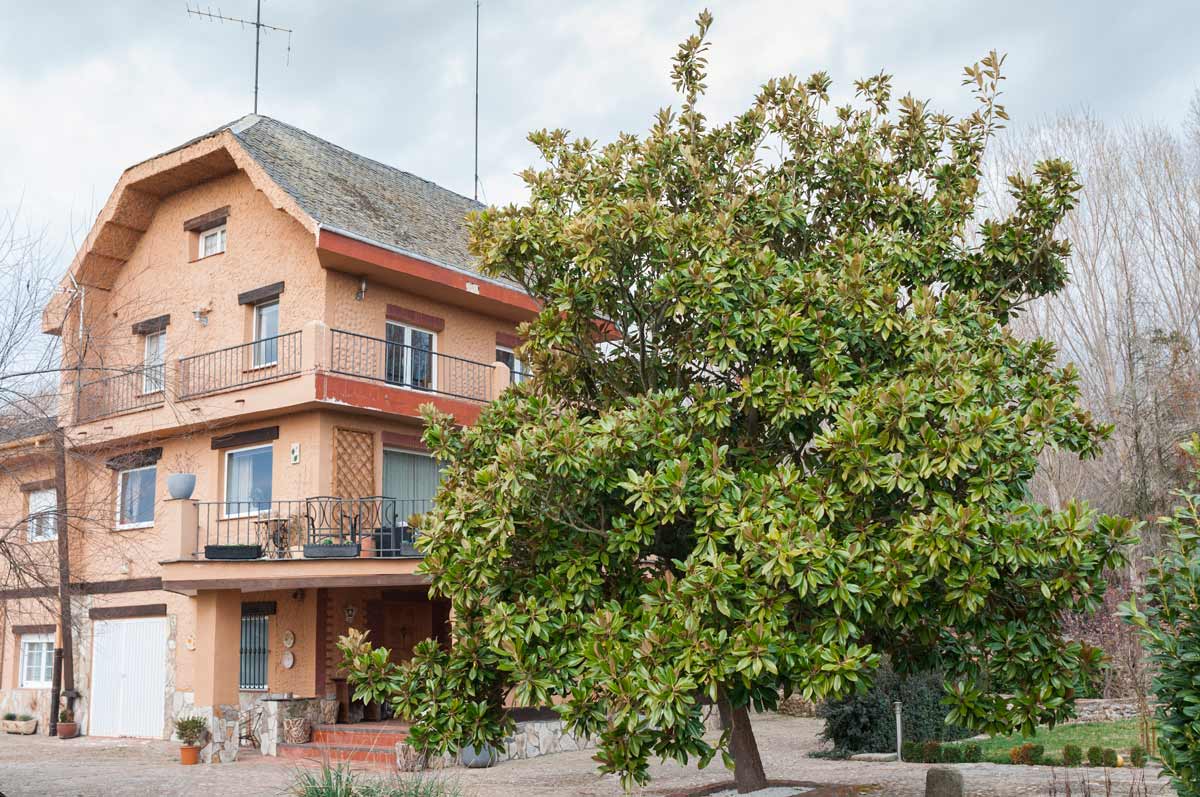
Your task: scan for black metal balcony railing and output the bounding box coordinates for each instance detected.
[76,369,166,422]
[329,329,493,403]
[195,496,432,559]
[178,331,302,399]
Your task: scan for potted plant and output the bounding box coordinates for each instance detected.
[57,707,78,739]
[460,742,500,768]
[318,698,339,725]
[303,536,360,558]
[172,714,208,765]
[282,700,311,744]
[3,713,38,735]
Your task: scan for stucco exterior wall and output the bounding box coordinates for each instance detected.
[326,270,521,370]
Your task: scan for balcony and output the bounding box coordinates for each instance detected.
[76,368,166,422]
[178,331,302,398]
[194,496,431,560]
[329,329,494,403]
[70,323,516,431]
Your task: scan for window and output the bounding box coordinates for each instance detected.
[199,224,227,258]
[239,614,269,690]
[143,330,165,394]
[117,465,156,528]
[19,633,54,688]
[385,322,435,390]
[252,300,279,367]
[27,488,57,542]
[224,444,272,517]
[496,346,528,384]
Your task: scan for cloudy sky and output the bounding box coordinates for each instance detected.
[1,0,1197,273]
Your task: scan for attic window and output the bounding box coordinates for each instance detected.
[200,225,227,258]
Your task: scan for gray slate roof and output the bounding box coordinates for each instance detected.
[227,115,497,281]
[0,415,57,445]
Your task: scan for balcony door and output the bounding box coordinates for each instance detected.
[384,322,435,391]
[382,449,441,523]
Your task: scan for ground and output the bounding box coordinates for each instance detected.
[0,715,1177,797]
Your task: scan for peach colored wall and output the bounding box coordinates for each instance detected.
[241,587,318,696]
[326,270,520,370]
[66,169,323,407]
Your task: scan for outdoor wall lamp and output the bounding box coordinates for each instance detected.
[355,276,368,301]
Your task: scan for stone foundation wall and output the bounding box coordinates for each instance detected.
[778,694,819,718]
[1070,698,1147,723]
[497,718,595,762]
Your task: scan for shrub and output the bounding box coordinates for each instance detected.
[172,714,208,747]
[1121,456,1200,797]
[819,664,971,753]
[290,765,463,797]
[941,745,964,764]
[1102,748,1119,768]
[1062,744,1083,767]
[2,712,15,721]
[922,741,943,764]
[1010,746,1023,765]
[1130,746,1148,768]
[1029,744,1045,766]
[17,714,32,722]
[901,741,921,762]
[963,743,982,763]
[1087,746,1105,767]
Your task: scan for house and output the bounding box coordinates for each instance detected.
[0,115,537,749]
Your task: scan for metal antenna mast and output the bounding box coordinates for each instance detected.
[186,1,294,114]
[474,0,480,201]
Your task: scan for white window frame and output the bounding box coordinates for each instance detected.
[199,224,227,258]
[142,330,166,395]
[115,464,157,530]
[496,345,528,384]
[27,488,57,542]
[19,632,54,689]
[222,443,274,519]
[385,321,438,392]
[251,300,280,368]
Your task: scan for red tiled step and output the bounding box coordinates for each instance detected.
[278,742,396,767]
[312,723,410,748]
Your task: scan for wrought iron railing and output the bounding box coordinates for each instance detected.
[329,329,493,403]
[76,369,166,422]
[178,331,302,399]
[195,496,432,559]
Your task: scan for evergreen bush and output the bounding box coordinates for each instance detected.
[819,665,971,753]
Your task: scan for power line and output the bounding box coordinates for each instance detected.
[186,1,294,114]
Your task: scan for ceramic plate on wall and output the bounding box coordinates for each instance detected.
[282,630,296,649]
[282,650,295,669]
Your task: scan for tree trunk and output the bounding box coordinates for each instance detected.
[719,693,768,793]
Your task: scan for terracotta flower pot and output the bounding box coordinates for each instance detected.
[283,717,311,744]
[319,699,338,725]
[180,745,201,765]
[57,721,78,739]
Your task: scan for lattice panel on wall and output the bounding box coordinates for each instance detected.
[333,428,374,499]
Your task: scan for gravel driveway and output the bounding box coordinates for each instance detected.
[0,715,1178,797]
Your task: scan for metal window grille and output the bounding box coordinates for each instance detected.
[239,615,269,690]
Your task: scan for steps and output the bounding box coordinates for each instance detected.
[278,722,409,768]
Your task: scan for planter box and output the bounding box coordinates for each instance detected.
[303,543,361,558]
[204,544,263,560]
[3,719,38,735]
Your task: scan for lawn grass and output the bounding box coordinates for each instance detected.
[945,720,1143,765]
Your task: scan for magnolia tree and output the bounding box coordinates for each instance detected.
[351,13,1135,792]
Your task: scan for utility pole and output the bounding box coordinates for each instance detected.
[52,427,75,724]
[186,2,294,114]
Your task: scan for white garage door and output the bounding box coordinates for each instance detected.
[89,617,168,738]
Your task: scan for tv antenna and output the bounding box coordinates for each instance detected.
[186,1,294,114]
[474,0,480,201]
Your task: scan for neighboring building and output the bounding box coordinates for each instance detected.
[0,115,536,743]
